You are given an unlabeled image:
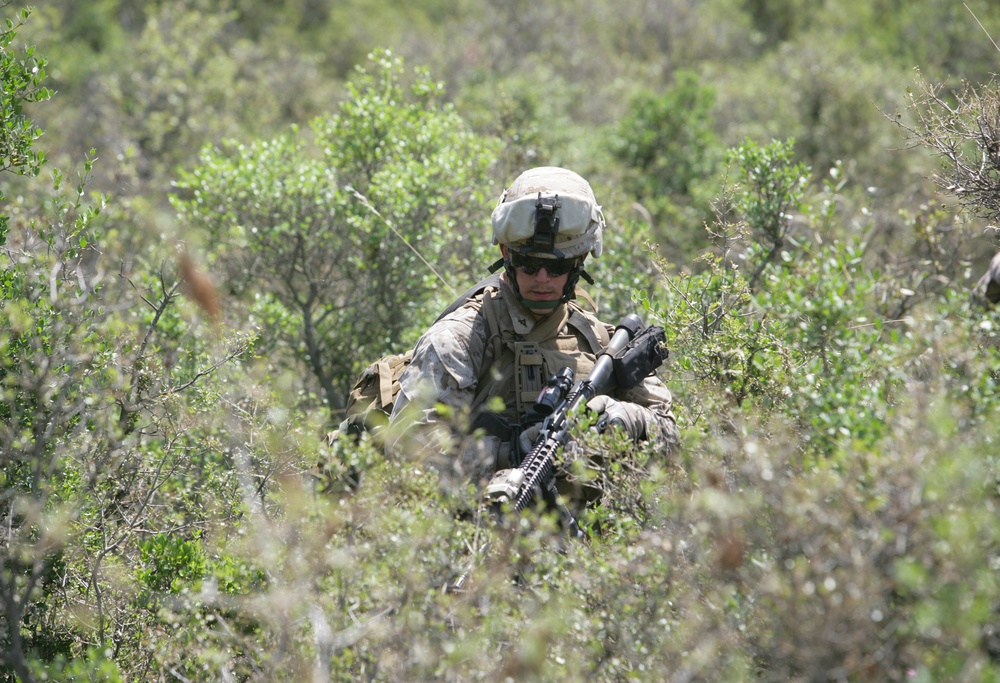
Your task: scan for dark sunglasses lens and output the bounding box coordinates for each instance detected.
[545,259,575,275]
[511,254,576,276]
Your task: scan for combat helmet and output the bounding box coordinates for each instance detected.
[490,166,605,309]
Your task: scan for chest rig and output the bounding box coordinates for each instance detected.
[470,285,610,424]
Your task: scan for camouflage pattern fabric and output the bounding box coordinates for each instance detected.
[386,277,680,485]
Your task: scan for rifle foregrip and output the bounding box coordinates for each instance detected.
[513,437,562,512]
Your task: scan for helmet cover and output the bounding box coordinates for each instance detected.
[491,167,604,259]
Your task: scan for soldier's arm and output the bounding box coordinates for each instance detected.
[613,374,681,454]
[384,308,487,466]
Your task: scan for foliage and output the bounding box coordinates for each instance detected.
[586,214,661,320]
[0,4,51,246]
[830,1,1000,84]
[454,70,577,183]
[173,50,499,420]
[10,2,1000,683]
[894,72,1000,227]
[726,137,810,288]
[0,153,261,681]
[754,237,901,459]
[0,10,272,682]
[27,0,337,200]
[607,70,723,258]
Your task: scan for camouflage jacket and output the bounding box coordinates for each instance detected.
[386,277,679,484]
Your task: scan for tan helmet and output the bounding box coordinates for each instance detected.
[491,167,604,259]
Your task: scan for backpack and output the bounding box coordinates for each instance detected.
[327,274,503,445]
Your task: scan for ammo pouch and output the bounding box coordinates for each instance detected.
[514,341,546,415]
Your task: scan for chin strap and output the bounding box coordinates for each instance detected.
[521,298,561,311]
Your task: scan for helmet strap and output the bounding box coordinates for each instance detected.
[501,257,526,306]
[561,265,584,303]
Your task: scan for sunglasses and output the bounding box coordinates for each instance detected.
[509,252,579,277]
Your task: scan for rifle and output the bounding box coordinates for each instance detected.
[483,313,669,536]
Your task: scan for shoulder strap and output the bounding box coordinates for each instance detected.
[478,286,504,377]
[420,273,505,407]
[470,286,508,409]
[434,272,504,385]
[423,274,506,411]
[434,272,503,324]
[567,305,611,354]
[573,286,599,314]
[482,286,503,348]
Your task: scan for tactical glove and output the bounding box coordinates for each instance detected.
[586,395,646,441]
[517,422,544,456]
[517,422,577,460]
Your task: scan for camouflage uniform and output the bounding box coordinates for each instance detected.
[385,165,680,489]
[386,277,679,485]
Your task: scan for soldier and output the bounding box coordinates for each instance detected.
[385,166,679,494]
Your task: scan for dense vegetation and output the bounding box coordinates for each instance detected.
[4,0,1000,680]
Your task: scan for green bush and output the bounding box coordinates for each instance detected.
[0,5,51,245]
[173,50,500,419]
[607,70,723,259]
[10,6,1000,681]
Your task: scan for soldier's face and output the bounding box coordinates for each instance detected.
[501,245,572,305]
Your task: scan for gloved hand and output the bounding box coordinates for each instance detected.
[518,422,543,456]
[516,421,581,473]
[586,395,645,441]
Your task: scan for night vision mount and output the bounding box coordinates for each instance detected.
[528,193,561,255]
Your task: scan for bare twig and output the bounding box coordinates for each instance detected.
[966,3,1000,54]
[348,186,456,297]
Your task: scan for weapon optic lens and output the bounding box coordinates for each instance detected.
[534,367,574,415]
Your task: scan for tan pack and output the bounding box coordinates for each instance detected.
[329,349,414,443]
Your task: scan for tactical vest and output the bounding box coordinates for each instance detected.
[470,285,611,427]
[330,276,611,458]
